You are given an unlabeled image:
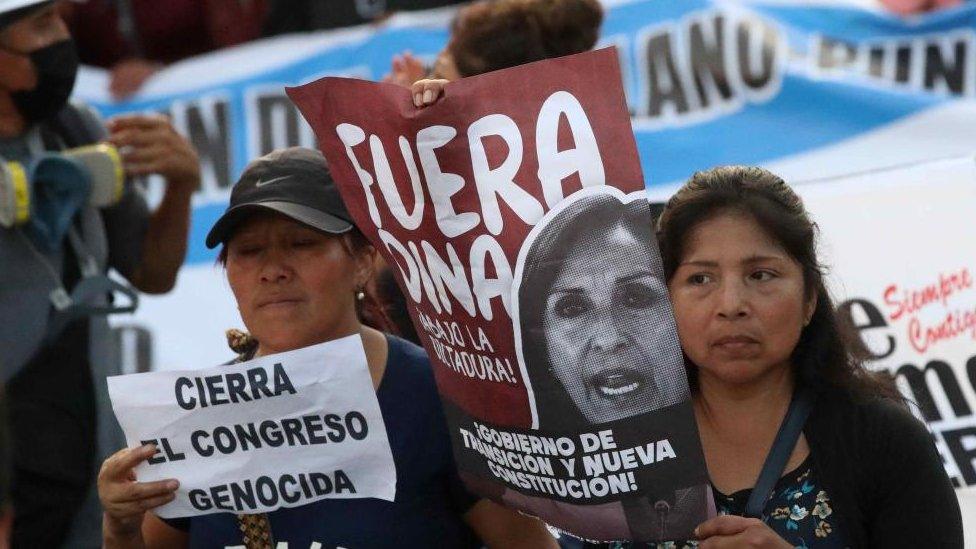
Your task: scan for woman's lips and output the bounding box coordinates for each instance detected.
[590,368,646,399]
[712,335,759,350]
[257,298,304,309]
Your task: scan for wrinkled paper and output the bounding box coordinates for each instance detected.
[108,335,396,518]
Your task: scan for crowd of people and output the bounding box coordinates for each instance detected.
[61,0,470,100]
[44,0,976,100]
[0,0,967,547]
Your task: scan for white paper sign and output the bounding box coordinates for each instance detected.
[107,334,396,518]
[798,155,976,489]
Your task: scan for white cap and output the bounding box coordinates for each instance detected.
[0,0,48,16]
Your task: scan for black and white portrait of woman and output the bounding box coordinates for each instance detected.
[513,187,689,427]
[503,187,708,542]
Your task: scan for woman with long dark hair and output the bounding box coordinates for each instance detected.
[600,166,962,547]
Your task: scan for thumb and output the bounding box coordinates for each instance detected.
[0,49,37,92]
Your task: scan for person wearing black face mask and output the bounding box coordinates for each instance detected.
[0,1,78,134]
[0,1,201,547]
[0,24,75,128]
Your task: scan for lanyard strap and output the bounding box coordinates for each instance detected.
[67,224,99,278]
[743,389,815,518]
[23,224,140,343]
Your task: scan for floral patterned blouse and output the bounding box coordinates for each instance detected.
[596,456,848,549]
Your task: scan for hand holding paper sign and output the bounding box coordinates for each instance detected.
[106,336,397,519]
[99,444,179,541]
[411,79,449,107]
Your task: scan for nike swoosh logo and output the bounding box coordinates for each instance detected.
[255,176,291,187]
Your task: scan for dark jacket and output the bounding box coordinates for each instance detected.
[583,388,964,549]
[805,388,963,547]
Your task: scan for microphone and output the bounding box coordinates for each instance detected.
[654,499,671,538]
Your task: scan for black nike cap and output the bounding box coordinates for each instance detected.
[205,147,354,249]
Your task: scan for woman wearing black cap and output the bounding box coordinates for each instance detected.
[96,148,557,548]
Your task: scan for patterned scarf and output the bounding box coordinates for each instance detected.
[225,329,273,548]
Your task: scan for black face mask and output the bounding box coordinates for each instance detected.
[9,39,79,125]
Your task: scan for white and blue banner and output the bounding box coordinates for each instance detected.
[77,0,976,272]
[74,0,976,272]
[76,0,976,524]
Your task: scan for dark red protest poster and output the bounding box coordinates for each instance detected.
[289,48,711,542]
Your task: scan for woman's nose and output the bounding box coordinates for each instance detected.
[716,280,749,319]
[590,308,629,353]
[258,248,293,283]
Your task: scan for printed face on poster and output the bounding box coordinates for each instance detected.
[289,48,711,541]
[107,335,397,518]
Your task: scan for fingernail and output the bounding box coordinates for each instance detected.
[423,89,433,103]
[166,480,179,490]
[413,93,422,107]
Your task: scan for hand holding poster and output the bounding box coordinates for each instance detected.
[107,335,396,518]
[288,48,711,541]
